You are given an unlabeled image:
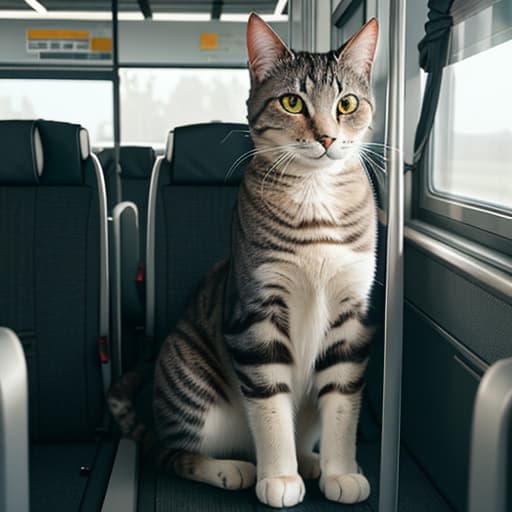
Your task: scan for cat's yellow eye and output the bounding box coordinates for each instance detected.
[280,95,304,114]
[337,94,359,115]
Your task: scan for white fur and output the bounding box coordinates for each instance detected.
[200,399,254,459]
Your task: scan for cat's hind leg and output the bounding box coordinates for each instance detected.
[171,452,256,490]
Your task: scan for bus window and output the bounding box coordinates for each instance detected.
[120,67,250,147]
[0,79,114,146]
[431,38,512,211]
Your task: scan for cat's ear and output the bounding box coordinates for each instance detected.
[337,18,378,79]
[247,12,293,83]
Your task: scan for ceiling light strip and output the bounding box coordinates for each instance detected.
[24,0,47,14]
[274,0,288,16]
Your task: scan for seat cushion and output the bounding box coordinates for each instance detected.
[30,439,117,512]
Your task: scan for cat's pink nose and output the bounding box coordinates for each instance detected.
[320,136,336,150]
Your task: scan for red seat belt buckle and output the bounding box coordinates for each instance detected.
[136,262,144,283]
[98,337,109,364]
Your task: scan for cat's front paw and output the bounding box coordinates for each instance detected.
[319,473,370,503]
[256,474,305,508]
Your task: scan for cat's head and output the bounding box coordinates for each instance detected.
[246,13,378,169]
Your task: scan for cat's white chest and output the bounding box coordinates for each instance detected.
[254,238,374,401]
[289,172,341,223]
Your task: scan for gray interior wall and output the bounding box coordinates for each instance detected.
[0,18,288,67]
[119,20,287,66]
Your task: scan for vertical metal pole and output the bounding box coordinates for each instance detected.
[112,0,121,172]
[378,0,406,510]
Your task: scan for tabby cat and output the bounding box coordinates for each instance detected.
[109,13,379,508]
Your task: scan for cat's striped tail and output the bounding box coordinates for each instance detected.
[107,370,157,454]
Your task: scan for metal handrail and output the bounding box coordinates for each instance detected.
[378,0,407,510]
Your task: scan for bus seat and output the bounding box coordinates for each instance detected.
[96,147,121,214]
[145,122,253,347]
[0,120,115,512]
[119,146,156,269]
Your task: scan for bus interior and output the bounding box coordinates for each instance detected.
[0,1,511,511]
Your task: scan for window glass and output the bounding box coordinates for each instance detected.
[0,79,114,146]
[120,68,250,146]
[431,39,512,211]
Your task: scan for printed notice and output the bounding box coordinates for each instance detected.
[26,29,112,61]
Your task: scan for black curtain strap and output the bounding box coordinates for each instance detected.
[418,2,454,73]
[404,162,415,174]
[413,0,455,166]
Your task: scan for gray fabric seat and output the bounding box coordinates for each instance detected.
[96,145,155,255]
[118,146,156,265]
[146,122,253,347]
[96,146,121,214]
[0,120,115,511]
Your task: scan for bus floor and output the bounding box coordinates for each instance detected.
[137,441,454,512]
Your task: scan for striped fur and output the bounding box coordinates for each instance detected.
[108,14,379,507]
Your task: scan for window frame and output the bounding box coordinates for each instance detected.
[414,142,512,256]
[412,4,512,257]
[331,0,366,49]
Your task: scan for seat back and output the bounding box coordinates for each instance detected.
[0,120,109,442]
[146,122,253,346]
[118,146,156,264]
[96,147,121,213]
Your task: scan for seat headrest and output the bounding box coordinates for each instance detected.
[95,147,115,175]
[0,120,44,185]
[120,146,156,179]
[38,121,90,186]
[167,123,254,185]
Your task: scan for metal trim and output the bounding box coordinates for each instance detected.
[91,152,112,394]
[419,161,512,239]
[0,69,115,79]
[407,219,512,275]
[0,327,29,512]
[379,0,406,510]
[145,156,165,338]
[111,201,139,377]
[405,225,512,305]
[101,439,138,512]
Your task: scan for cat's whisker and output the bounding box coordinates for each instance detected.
[359,152,387,176]
[271,151,295,186]
[225,144,302,182]
[279,153,296,180]
[260,152,290,195]
[361,141,400,154]
[359,150,389,168]
[260,152,294,213]
[220,129,251,145]
[358,145,389,165]
[225,146,278,182]
[356,143,389,160]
